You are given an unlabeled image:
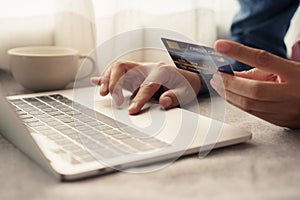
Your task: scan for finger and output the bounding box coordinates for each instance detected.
[108,62,127,92]
[90,76,110,96]
[111,85,124,107]
[159,84,198,110]
[97,67,112,96]
[214,40,297,79]
[108,61,141,106]
[128,82,161,115]
[121,65,151,92]
[211,81,300,127]
[159,90,179,110]
[90,77,112,97]
[211,72,288,101]
[234,69,278,81]
[109,64,127,105]
[90,77,101,85]
[215,85,296,114]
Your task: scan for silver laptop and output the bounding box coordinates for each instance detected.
[0,86,251,181]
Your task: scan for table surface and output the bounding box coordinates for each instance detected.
[1,69,300,200]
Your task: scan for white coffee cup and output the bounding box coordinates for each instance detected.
[8,46,96,92]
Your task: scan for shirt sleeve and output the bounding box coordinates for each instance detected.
[197,73,218,97]
[229,0,299,71]
[198,0,299,96]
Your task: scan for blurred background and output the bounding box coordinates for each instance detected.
[0,0,299,72]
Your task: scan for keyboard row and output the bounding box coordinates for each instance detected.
[9,95,168,164]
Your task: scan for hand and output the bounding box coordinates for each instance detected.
[91,61,201,115]
[211,39,300,128]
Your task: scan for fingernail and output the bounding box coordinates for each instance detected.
[128,102,137,113]
[100,83,106,91]
[217,41,231,53]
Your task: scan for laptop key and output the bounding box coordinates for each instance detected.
[141,138,168,148]
[23,117,39,123]
[122,138,148,151]
[34,125,51,131]
[27,121,46,127]
[10,94,170,165]
[55,138,74,146]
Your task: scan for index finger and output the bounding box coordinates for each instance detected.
[128,82,161,115]
[214,40,297,79]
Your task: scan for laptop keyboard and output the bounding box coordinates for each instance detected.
[9,94,168,165]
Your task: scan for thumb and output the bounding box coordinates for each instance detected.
[159,80,198,110]
[159,90,178,110]
[159,88,192,110]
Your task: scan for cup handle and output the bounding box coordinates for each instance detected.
[75,54,96,80]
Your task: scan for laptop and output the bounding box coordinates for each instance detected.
[0,84,251,181]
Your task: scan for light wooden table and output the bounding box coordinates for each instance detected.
[1,69,300,200]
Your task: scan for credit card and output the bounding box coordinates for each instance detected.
[161,38,234,75]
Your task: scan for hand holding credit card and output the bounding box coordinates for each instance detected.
[161,38,234,75]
